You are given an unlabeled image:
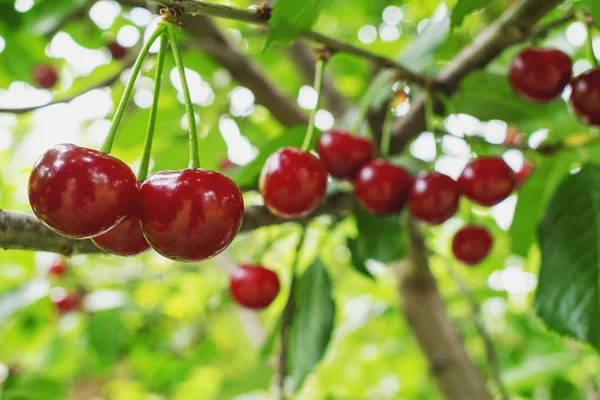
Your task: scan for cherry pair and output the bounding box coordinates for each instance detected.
[28,144,244,262]
[509,47,600,126]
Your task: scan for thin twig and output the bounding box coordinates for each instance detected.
[443,258,510,400]
[530,9,576,41]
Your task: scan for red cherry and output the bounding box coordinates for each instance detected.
[509,48,572,102]
[317,129,375,180]
[516,162,535,187]
[32,64,59,89]
[458,157,516,207]
[229,265,280,310]
[570,68,600,126]
[108,41,128,60]
[28,144,138,238]
[259,147,327,219]
[140,169,244,262]
[354,159,413,215]
[52,292,82,313]
[409,172,459,225]
[452,225,493,265]
[92,181,150,256]
[48,258,67,277]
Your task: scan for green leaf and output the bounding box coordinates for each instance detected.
[265,0,334,48]
[259,316,282,361]
[2,376,65,400]
[86,310,129,370]
[591,0,600,30]
[228,125,310,188]
[452,71,565,122]
[535,164,600,350]
[509,154,574,256]
[288,259,335,391]
[348,206,406,274]
[451,0,492,28]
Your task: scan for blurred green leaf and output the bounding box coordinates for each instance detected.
[86,310,129,370]
[2,376,65,400]
[288,259,335,391]
[535,163,600,350]
[265,0,334,48]
[591,0,600,29]
[451,0,492,28]
[550,379,582,400]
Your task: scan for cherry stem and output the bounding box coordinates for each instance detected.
[166,22,201,169]
[380,105,395,158]
[301,57,327,152]
[586,18,599,67]
[101,24,166,154]
[137,34,168,181]
[350,91,376,136]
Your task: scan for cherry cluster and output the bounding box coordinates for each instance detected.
[509,47,600,126]
[28,144,244,261]
[258,129,518,266]
[46,258,83,314]
[32,41,128,90]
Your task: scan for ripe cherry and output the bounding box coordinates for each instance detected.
[516,162,535,187]
[108,41,128,60]
[452,225,493,265]
[458,157,516,207]
[259,147,327,219]
[354,159,413,215]
[32,64,59,89]
[570,68,600,126]
[140,169,244,262]
[48,258,67,277]
[52,292,82,314]
[29,144,138,238]
[229,265,280,310]
[509,48,572,102]
[409,172,459,225]
[92,181,149,256]
[317,129,374,180]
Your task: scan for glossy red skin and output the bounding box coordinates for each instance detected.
[32,64,58,89]
[48,259,67,277]
[458,157,516,207]
[317,129,375,180]
[452,225,493,265]
[53,293,82,313]
[92,181,150,256]
[140,169,244,262]
[108,41,128,60]
[570,68,600,126]
[509,48,572,102]
[516,162,535,187]
[29,144,138,238]
[259,147,328,219]
[230,265,280,310]
[409,172,459,225]
[354,159,414,215]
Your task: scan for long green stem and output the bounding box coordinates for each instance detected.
[101,24,166,153]
[586,18,599,67]
[301,58,327,152]
[350,92,377,136]
[166,23,200,169]
[137,34,168,181]
[380,106,395,158]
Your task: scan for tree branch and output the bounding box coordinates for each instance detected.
[154,0,431,88]
[0,193,354,255]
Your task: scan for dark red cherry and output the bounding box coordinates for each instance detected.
[452,225,493,265]
[52,292,82,313]
[509,48,572,102]
[458,157,516,207]
[48,258,67,277]
[409,172,459,225]
[259,147,327,219]
[354,159,413,215]
[108,41,128,60]
[570,68,600,126]
[32,64,59,89]
[317,129,375,180]
[92,181,150,256]
[140,169,244,262]
[229,265,280,310]
[516,162,535,187]
[28,144,138,238]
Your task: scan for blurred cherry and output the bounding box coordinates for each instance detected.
[32,64,58,89]
[230,265,280,309]
[409,172,459,225]
[354,159,413,215]
[452,225,493,265]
